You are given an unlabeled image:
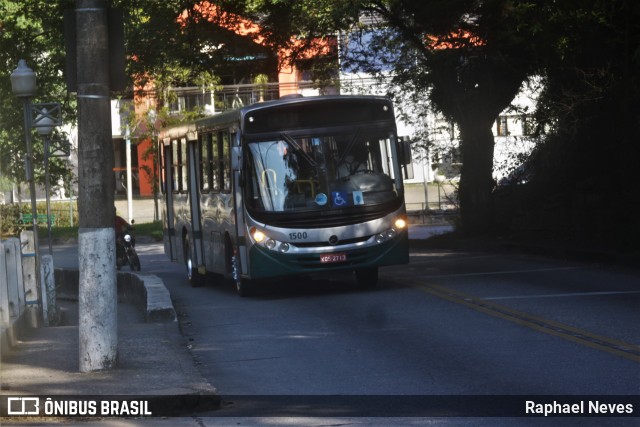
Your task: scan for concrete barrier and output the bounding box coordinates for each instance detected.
[2,241,176,359]
[55,268,176,322]
[0,238,32,358]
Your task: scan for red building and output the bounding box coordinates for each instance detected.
[122,2,336,197]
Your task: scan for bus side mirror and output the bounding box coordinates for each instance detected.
[231,146,242,171]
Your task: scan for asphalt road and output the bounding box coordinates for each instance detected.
[50,241,640,424]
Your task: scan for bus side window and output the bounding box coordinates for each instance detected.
[200,134,211,193]
[159,144,167,194]
[172,140,180,193]
[180,138,188,192]
[221,130,231,192]
[212,132,220,192]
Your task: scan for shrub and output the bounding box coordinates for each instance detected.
[1,201,79,238]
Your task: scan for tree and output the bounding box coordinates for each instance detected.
[232,0,545,234]
[507,0,640,246]
[0,0,76,196]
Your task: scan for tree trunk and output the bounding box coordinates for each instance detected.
[76,0,117,372]
[457,117,496,235]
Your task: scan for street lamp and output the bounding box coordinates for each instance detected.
[10,59,45,325]
[35,108,55,255]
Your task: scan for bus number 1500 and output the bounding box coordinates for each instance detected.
[289,232,308,240]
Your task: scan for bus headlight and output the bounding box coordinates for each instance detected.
[250,225,289,252]
[250,227,266,243]
[375,224,402,244]
[279,242,290,253]
[394,218,407,229]
[265,239,276,250]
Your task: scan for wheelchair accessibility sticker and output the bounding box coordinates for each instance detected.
[331,191,350,207]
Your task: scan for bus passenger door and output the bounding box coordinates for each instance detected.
[163,144,178,261]
[187,139,206,275]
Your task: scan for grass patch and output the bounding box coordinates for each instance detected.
[132,221,163,241]
[49,225,79,241]
[45,221,163,242]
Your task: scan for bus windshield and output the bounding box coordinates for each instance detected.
[245,131,400,212]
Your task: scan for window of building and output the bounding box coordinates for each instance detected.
[496,116,509,136]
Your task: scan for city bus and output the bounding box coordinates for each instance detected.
[158,95,411,296]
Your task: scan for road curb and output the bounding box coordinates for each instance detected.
[55,268,177,322]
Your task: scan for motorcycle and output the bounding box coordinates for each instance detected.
[116,221,141,271]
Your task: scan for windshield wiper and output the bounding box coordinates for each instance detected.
[336,128,361,166]
[280,132,317,167]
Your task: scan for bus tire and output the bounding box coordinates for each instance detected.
[231,249,252,297]
[184,235,204,287]
[355,267,378,290]
[227,240,252,297]
[236,278,252,297]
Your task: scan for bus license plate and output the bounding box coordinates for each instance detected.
[320,253,347,264]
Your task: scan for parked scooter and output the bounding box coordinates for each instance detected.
[116,220,141,271]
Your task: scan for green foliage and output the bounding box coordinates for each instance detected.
[0,200,78,237]
[498,0,640,247]
[3,0,636,243]
[0,0,76,189]
[133,221,163,241]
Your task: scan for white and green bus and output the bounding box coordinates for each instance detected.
[158,95,411,296]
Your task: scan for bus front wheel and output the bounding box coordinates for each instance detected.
[231,249,252,297]
[226,240,252,297]
[355,267,379,290]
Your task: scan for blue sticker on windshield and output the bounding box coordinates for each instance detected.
[332,191,351,207]
[353,191,364,205]
[315,193,328,206]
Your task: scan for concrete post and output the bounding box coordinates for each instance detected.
[4,238,24,321]
[78,228,117,371]
[0,240,10,328]
[20,231,41,327]
[41,255,58,325]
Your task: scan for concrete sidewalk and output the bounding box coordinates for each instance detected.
[0,271,219,422]
[1,300,216,396]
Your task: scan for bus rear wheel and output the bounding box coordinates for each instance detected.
[355,267,379,290]
[184,235,204,287]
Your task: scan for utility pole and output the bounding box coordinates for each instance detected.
[75,0,117,372]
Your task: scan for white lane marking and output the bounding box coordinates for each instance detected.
[419,266,581,279]
[483,290,640,301]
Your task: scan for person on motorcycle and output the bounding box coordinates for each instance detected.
[115,207,128,233]
[114,207,141,271]
[115,208,128,259]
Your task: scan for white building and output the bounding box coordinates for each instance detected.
[338,71,541,186]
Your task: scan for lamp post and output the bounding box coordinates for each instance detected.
[35,108,55,255]
[147,108,160,222]
[10,59,45,325]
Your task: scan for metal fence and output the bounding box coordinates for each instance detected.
[165,81,323,115]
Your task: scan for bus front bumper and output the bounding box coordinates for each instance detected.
[247,232,409,280]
